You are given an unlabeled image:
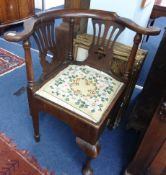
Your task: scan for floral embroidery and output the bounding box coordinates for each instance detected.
[36,65,124,122]
[70,78,97,97]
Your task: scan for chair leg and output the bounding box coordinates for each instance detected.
[76,137,101,175]
[27,88,34,117]
[82,157,93,175]
[31,109,40,142]
[27,88,40,142]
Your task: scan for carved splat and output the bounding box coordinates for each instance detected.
[33,21,57,53]
[87,19,125,73]
[32,20,58,77]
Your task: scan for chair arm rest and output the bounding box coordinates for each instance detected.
[4,17,37,42]
[3,9,161,43]
[118,17,161,35]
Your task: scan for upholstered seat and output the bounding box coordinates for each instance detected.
[4,9,160,175]
[36,65,124,123]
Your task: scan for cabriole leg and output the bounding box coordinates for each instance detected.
[82,157,93,175]
[76,137,101,175]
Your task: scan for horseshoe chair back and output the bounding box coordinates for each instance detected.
[4,9,160,175]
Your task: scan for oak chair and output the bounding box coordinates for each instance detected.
[4,9,160,175]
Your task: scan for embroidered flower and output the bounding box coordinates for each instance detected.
[40,65,123,122]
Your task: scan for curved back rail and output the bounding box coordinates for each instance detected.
[4,9,160,86]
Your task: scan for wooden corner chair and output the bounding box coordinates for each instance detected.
[4,9,160,175]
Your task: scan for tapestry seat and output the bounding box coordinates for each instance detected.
[36,65,124,123]
[4,9,160,175]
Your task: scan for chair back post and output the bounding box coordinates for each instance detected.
[23,40,34,89]
[68,17,75,61]
[123,33,142,82]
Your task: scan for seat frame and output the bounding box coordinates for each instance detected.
[4,9,160,175]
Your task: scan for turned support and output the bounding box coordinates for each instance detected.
[76,137,101,175]
[23,40,34,89]
[23,40,40,142]
[124,33,142,82]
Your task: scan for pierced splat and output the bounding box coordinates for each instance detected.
[33,21,56,53]
[87,19,125,73]
[94,47,106,59]
[32,20,59,77]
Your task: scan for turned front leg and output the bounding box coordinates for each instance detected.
[76,137,101,175]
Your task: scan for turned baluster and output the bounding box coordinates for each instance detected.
[124,33,142,82]
[68,17,75,61]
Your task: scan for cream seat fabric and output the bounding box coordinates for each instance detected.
[35,65,124,123]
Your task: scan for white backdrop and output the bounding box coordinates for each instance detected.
[88,0,155,45]
[35,0,64,10]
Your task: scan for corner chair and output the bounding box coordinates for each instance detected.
[4,9,160,175]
